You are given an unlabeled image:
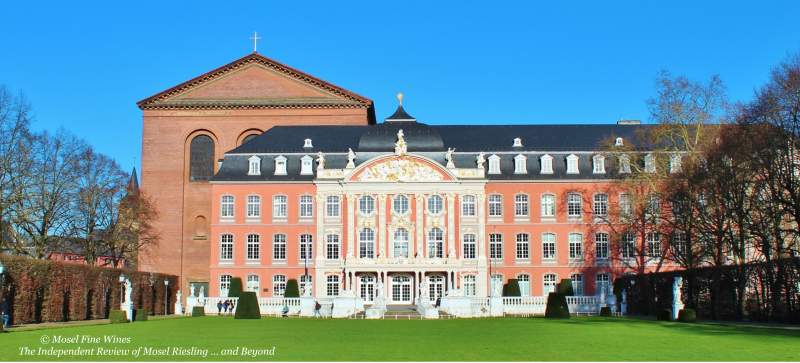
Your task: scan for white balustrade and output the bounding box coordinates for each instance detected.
[502,296,547,315]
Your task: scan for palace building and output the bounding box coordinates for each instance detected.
[138,52,664,304]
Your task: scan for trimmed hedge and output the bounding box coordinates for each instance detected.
[544,293,570,319]
[284,279,300,298]
[0,254,177,326]
[109,310,128,323]
[191,306,205,317]
[557,279,574,296]
[503,279,521,297]
[228,278,243,298]
[678,308,697,323]
[234,292,260,319]
[657,309,672,321]
[134,308,148,322]
[599,306,612,317]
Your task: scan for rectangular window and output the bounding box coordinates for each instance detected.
[463,275,476,297]
[516,233,530,260]
[541,194,555,218]
[595,233,609,260]
[568,233,583,260]
[593,155,605,174]
[326,234,340,260]
[219,234,233,261]
[515,194,529,217]
[326,196,340,218]
[488,194,503,217]
[221,196,234,219]
[593,194,608,217]
[462,234,476,259]
[246,234,260,261]
[567,193,582,218]
[622,232,636,259]
[273,275,287,297]
[273,195,287,219]
[359,228,375,259]
[327,275,340,297]
[219,275,232,296]
[596,273,610,295]
[571,273,584,295]
[246,275,260,295]
[461,195,476,217]
[673,232,687,257]
[247,195,261,218]
[273,234,286,260]
[299,234,313,261]
[647,232,661,257]
[299,195,313,219]
[489,233,503,260]
[542,233,556,260]
[619,193,632,218]
[517,274,530,296]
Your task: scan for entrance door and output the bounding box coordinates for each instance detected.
[360,275,376,303]
[391,275,412,304]
[428,275,445,300]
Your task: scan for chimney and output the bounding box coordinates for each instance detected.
[617,119,641,125]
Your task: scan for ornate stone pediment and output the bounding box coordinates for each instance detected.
[352,156,452,183]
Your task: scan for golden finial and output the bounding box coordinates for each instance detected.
[396,92,404,106]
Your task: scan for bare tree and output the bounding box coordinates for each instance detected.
[0,86,33,251]
[104,190,160,268]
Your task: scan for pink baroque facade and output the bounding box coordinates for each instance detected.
[207,100,672,305]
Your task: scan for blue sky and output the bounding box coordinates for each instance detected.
[1,0,798,172]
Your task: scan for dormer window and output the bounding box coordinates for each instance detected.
[248,156,261,176]
[566,154,579,174]
[488,154,501,175]
[514,154,527,174]
[615,137,624,147]
[670,154,682,173]
[300,155,313,175]
[540,154,553,174]
[274,155,287,176]
[644,153,656,173]
[619,154,631,173]
[513,138,523,147]
[592,155,606,174]
[303,138,313,148]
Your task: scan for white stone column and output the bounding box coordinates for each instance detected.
[415,195,424,258]
[446,193,456,259]
[378,194,387,258]
[346,193,355,258]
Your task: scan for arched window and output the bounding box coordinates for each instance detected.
[189,135,214,181]
[242,133,259,145]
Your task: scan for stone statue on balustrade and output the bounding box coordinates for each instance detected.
[123,279,133,305]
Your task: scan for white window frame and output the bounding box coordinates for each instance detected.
[592,154,605,174]
[393,194,409,215]
[596,273,610,296]
[461,195,476,217]
[622,232,636,259]
[274,155,287,176]
[427,195,443,215]
[647,232,662,258]
[567,193,582,219]
[326,196,340,218]
[619,193,632,218]
[595,232,609,260]
[568,233,583,260]
[488,154,501,174]
[593,193,608,218]
[220,195,235,220]
[326,234,340,260]
[326,275,340,297]
[619,154,631,174]
[463,275,477,297]
[359,195,375,216]
[514,194,529,218]
[248,155,261,176]
[273,275,287,297]
[540,154,554,174]
[393,228,410,258]
[571,273,584,295]
[489,233,503,260]
[517,274,531,296]
[246,195,261,219]
[462,233,476,259]
[543,273,558,296]
[644,153,656,173]
[219,234,233,261]
[273,234,287,261]
[488,194,503,218]
[272,195,288,220]
[541,193,555,219]
[515,233,530,260]
[566,154,579,174]
[427,228,444,258]
[299,195,313,219]
[359,228,375,259]
[542,233,556,261]
[219,275,232,296]
[246,233,260,261]
[299,233,313,261]
[300,155,313,175]
[246,274,260,295]
[514,154,527,174]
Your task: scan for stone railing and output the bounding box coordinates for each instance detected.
[201,297,239,315]
[502,296,547,315]
[469,297,491,317]
[258,297,301,316]
[566,296,601,314]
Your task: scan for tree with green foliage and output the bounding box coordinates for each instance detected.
[284,279,300,298]
[502,279,521,296]
[544,293,570,319]
[234,292,261,319]
[557,279,574,296]
[228,277,243,298]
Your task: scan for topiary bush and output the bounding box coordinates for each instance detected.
[284,279,300,298]
[544,292,570,319]
[503,279,521,297]
[228,277,243,298]
[678,308,696,323]
[134,308,149,322]
[557,279,574,296]
[191,306,205,317]
[109,310,128,323]
[234,292,261,319]
[657,308,672,321]
[599,306,612,317]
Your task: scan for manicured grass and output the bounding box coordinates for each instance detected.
[1,317,798,361]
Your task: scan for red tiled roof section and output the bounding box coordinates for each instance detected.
[136,52,374,109]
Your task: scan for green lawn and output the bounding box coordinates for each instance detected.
[0,317,798,361]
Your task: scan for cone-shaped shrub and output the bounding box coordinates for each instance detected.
[109,310,128,323]
[191,306,205,317]
[134,308,149,321]
[599,306,612,317]
[544,292,570,319]
[228,277,243,298]
[503,279,521,296]
[557,279,574,296]
[234,292,261,319]
[678,308,696,322]
[284,279,300,298]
